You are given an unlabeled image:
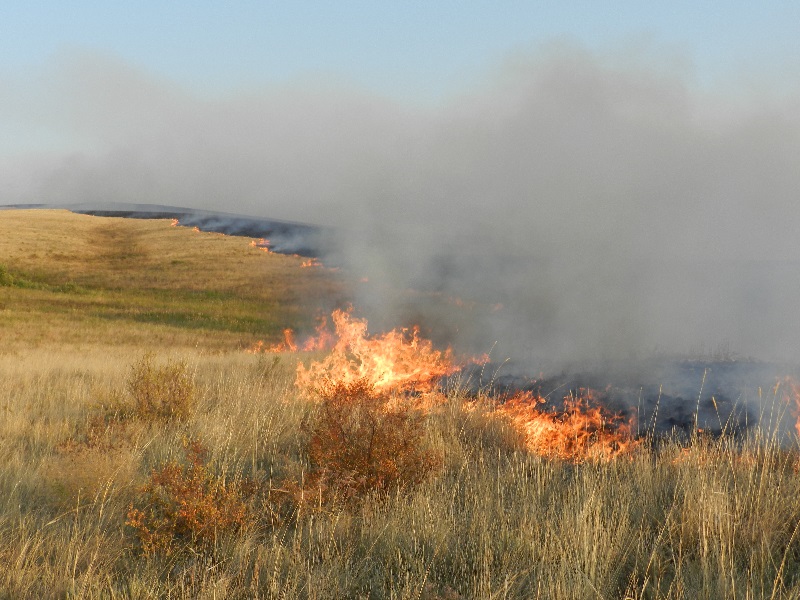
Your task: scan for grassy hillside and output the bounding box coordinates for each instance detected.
[3,210,800,599]
[0,209,343,351]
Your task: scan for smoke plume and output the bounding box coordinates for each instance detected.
[3,44,800,366]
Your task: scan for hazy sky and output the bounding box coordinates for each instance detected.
[3,2,800,363]
[3,2,800,103]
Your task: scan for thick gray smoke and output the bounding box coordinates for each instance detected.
[3,45,800,366]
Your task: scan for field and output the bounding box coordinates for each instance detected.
[0,210,342,352]
[3,209,800,599]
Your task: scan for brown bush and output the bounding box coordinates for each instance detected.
[127,353,195,421]
[302,378,440,505]
[126,439,252,556]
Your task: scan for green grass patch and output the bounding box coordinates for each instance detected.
[0,263,86,294]
[0,210,346,350]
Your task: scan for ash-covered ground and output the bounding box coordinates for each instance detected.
[0,202,327,257]
[449,358,800,440]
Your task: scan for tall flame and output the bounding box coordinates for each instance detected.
[296,309,458,393]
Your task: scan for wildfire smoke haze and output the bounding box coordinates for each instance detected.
[247,307,641,462]
[3,45,800,369]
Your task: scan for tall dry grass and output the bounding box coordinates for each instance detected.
[1,349,800,598]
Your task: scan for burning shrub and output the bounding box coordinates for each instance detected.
[301,378,441,504]
[127,353,195,421]
[126,439,253,556]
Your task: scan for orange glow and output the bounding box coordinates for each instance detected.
[784,378,800,437]
[247,315,336,354]
[246,329,298,353]
[300,316,336,351]
[296,309,458,394]
[170,219,179,227]
[300,258,322,268]
[249,238,271,253]
[249,306,637,462]
[495,389,638,462]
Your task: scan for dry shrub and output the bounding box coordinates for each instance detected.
[301,378,441,505]
[126,439,253,556]
[127,353,195,421]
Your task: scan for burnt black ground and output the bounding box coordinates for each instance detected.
[0,202,327,257]
[446,358,800,440]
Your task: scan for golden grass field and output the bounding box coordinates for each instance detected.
[3,209,800,599]
[0,209,343,351]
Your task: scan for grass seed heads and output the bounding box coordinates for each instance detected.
[126,353,196,421]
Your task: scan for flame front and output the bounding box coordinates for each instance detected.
[249,238,272,253]
[296,309,457,394]
[248,307,638,461]
[495,389,637,462]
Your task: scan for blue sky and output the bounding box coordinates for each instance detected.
[3,1,799,101]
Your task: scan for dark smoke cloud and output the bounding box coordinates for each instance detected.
[3,45,800,365]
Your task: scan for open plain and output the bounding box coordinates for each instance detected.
[3,210,800,599]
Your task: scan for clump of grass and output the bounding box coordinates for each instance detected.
[126,438,253,557]
[127,353,195,421]
[0,264,14,286]
[300,378,441,505]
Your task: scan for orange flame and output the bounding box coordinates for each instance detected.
[249,238,271,253]
[301,316,336,351]
[296,309,458,394]
[496,389,637,462]
[247,329,298,353]
[170,219,179,227]
[783,377,800,437]
[247,315,336,354]
[300,258,322,268]
[272,328,299,352]
[248,307,637,462]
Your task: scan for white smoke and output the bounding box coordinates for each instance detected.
[3,44,800,364]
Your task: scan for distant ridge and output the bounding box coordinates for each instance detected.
[0,202,326,257]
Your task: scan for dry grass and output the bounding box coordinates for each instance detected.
[0,209,345,352]
[126,353,196,421]
[301,379,442,505]
[2,348,800,598]
[126,438,254,557]
[3,210,800,598]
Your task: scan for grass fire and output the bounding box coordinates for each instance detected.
[4,209,800,598]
